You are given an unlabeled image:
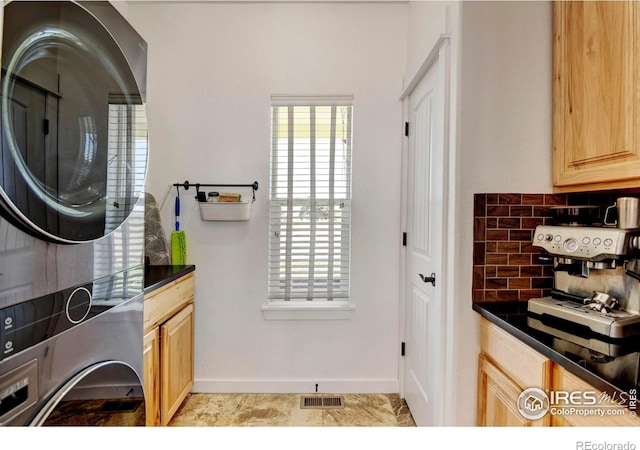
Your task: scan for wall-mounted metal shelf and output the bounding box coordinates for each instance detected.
[172,181,258,221]
[173,180,259,202]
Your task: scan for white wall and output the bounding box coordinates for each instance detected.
[126,2,408,393]
[459,1,553,193]
[405,0,449,85]
[123,0,552,420]
[454,0,553,425]
[403,0,552,426]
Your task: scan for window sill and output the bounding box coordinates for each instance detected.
[261,301,355,320]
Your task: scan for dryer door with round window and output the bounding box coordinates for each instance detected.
[0,1,148,244]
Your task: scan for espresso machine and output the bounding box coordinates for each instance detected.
[527,224,640,339]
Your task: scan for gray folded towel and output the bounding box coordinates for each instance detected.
[145,192,171,265]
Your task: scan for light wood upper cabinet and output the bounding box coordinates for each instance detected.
[553,1,640,192]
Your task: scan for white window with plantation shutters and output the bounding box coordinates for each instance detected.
[263,95,355,319]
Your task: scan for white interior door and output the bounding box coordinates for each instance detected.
[403,52,447,427]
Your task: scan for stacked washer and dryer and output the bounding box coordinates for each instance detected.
[0,1,149,425]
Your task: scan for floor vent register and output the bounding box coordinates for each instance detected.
[300,396,345,409]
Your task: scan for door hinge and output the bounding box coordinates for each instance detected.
[404,122,409,137]
[401,341,405,357]
[402,232,407,247]
[43,119,50,135]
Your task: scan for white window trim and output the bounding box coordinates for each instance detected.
[261,300,356,320]
[265,94,355,320]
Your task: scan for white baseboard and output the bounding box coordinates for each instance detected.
[192,378,399,394]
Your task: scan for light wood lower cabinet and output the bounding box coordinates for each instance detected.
[143,327,161,426]
[477,317,640,427]
[477,318,552,426]
[477,355,544,426]
[160,303,194,425]
[552,365,640,427]
[144,273,195,426]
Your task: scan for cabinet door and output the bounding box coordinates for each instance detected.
[553,1,640,192]
[160,303,194,426]
[477,355,550,426]
[480,318,552,391]
[143,328,161,426]
[552,365,640,427]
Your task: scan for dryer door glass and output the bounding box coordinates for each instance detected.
[0,1,147,243]
[31,361,145,426]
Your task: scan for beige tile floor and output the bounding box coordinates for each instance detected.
[168,393,416,427]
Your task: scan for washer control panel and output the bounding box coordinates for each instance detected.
[533,225,640,261]
[0,283,94,361]
[0,267,143,362]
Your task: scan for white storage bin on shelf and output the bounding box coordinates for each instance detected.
[198,201,252,221]
[172,181,258,221]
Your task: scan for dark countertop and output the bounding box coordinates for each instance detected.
[144,264,195,294]
[473,301,640,397]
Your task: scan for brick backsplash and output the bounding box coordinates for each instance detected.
[472,192,619,302]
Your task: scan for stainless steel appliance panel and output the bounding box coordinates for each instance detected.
[0,1,148,427]
[0,0,148,310]
[0,1,148,244]
[0,288,144,425]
